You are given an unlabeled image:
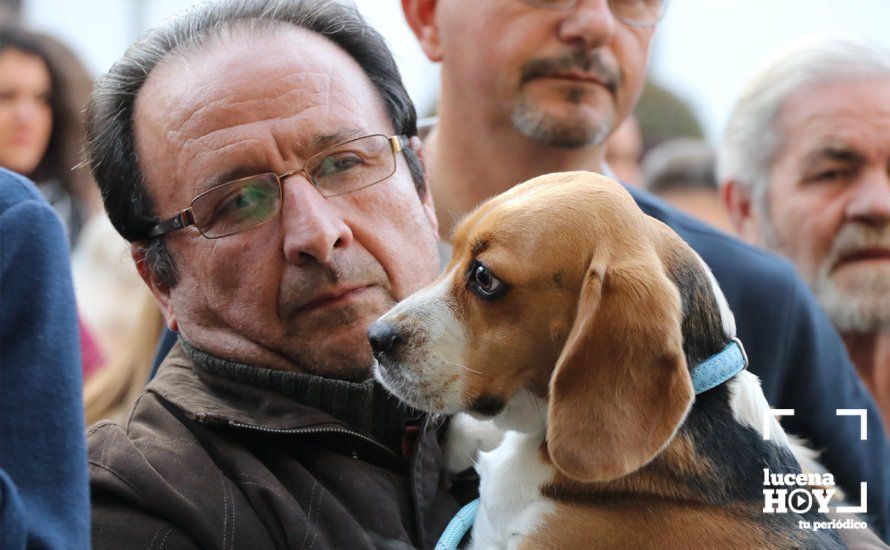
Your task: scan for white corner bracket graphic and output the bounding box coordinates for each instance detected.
[836,409,868,441]
[836,482,868,514]
[763,409,795,441]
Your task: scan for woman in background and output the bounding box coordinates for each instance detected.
[0,25,100,246]
[1,24,166,412]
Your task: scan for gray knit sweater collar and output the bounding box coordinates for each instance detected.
[180,338,424,456]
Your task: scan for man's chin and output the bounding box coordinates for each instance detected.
[512,97,612,148]
[815,271,890,332]
[829,262,890,293]
[293,342,375,381]
[284,317,379,380]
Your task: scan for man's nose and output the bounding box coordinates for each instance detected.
[557,0,617,50]
[281,176,354,265]
[846,168,890,224]
[368,320,404,363]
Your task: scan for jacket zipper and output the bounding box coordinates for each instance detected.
[225,420,401,460]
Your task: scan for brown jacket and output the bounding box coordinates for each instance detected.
[88,344,466,549]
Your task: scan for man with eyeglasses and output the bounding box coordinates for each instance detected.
[84,1,466,548]
[403,0,890,542]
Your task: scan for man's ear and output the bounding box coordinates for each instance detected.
[402,0,443,62]
[409,135,439,234]
[721,180,760,244]
[131,242,178,331]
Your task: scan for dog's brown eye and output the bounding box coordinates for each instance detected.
[468,262,506,298]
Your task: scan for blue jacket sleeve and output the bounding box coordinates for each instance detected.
[0,170,91,549]
[628,184,890,541]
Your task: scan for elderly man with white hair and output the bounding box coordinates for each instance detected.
[721,36,890,430]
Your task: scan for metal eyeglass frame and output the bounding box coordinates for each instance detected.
[146,134,407,239]
[518,0,668,28]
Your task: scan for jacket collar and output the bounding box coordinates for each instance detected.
[148,342,362,432]
[146,343,463,549]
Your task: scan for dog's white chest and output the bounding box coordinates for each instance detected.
[471,431,555,549]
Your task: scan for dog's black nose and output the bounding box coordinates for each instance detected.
[368,320,401,361]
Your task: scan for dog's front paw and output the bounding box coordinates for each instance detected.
[444,413,505,475]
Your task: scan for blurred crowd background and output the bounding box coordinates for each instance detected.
[2,0,888,424]
[14,0,890,140]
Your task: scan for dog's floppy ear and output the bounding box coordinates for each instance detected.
[546,243,694,483]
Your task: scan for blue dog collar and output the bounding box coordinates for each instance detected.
[690,337,748,395]
[435,339,749,549]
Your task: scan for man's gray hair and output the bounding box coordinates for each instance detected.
[718,36,890,212]
[86,0,422,288]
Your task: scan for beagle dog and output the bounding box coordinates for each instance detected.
[370,172,844,549]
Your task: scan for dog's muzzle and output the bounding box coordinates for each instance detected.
[368,319,404,365]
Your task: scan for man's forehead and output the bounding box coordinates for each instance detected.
[779,78,890,151]
[136,27,373,136]
[131,24,389,205]
[787,114,890,158]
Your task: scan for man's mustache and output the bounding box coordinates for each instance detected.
[827,222,890,272]
[519,51,622,93]
[279,255,389,318]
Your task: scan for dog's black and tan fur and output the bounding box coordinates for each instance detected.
[372,172,844,549]
[529,227,844,549]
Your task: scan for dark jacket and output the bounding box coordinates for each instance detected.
[627,185,889,540]
[89,343,464,549]
[0,169,90,549]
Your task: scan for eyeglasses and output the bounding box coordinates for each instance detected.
[148,134,407,239]
[519,0,667,28]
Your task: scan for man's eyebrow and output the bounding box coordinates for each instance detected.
[195,128,366,195]
[197,166,268,196]
[311,128,364,150]
[802,146,867,167]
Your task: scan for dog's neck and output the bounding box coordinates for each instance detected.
[488,373,795,509]
[474,393,555,549]
[546,383,795,506]
[491,388,548,436]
